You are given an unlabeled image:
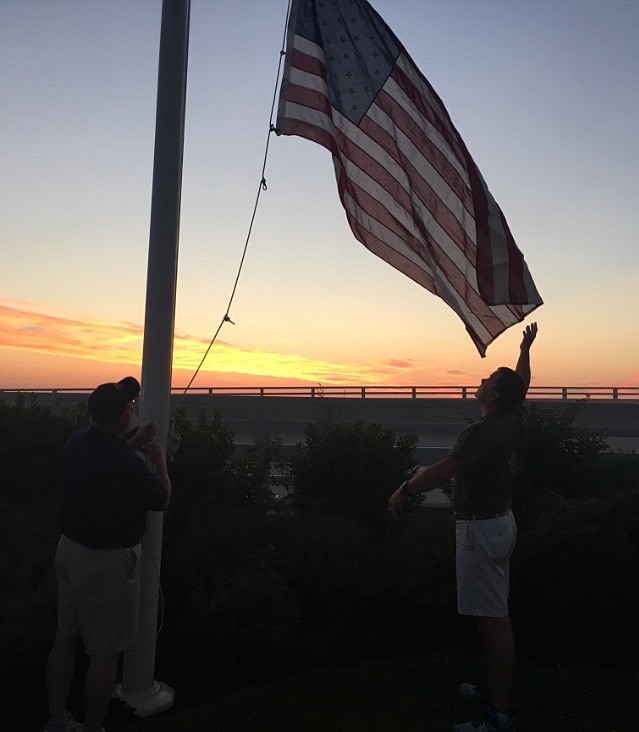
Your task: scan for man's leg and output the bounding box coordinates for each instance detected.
[82,653,120,732]
[46,631,79,722]
[476,615,516,712]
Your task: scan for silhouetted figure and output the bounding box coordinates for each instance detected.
[389,323,538,732]
[44,377,171,732]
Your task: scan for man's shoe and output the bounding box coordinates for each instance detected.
[44,713,80,731]
[454,707,515,732]
[458,683,490,702]
[454,722,515,732]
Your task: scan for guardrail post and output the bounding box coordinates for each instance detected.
[562,387,568,400]
[311,387,315,398]
[613,388,618,400]
[461,387,467,399]
[411,387,416,399]
[361,387,366,399]
[259,387,264,397]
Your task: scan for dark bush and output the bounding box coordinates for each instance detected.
[1,395,638,729]
[167,408,276,515]
[512,401,610,526]
[521,401,608,493]
[512,490,639,668]
[287,419,418,530]
[0,394,86,503]
[510,403,639,667]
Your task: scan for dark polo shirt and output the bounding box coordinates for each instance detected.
[58,428,166,549]
[450,411,522,515]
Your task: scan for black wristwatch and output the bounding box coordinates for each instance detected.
[399,480,412,498]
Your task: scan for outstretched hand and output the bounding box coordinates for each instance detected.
[520,322,538,351]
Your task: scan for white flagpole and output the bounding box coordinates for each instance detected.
[115,0,190,716]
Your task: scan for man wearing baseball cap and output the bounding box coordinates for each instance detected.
[44,377,172,732]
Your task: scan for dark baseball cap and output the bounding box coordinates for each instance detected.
[88,376,140,424]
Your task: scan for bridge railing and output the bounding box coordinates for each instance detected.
[2,385,638,400]
[182,385,638,400]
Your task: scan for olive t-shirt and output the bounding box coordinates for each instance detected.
[450,411,522,515]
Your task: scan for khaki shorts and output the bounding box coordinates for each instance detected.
[455,512,517,618]
[55,535,142,658]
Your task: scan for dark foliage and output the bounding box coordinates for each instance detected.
[287,419,418,530]
[165,407,276,517]
[1,396,638,729]
[509,401,608,525]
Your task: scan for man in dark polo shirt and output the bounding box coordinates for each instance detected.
[44,377,171,732]
[389,323,538,732]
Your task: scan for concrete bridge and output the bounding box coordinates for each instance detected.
[171,393,639,459]
[5,390,637,463]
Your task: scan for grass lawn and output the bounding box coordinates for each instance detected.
[108,654,638,731]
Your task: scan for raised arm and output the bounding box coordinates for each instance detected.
[515,322,538,391]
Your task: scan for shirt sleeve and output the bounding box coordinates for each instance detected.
[450,423,485,469]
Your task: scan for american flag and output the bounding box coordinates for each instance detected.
[276,0,543,355]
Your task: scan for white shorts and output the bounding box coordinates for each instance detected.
[455,512,517,618]
[55,535,142,658]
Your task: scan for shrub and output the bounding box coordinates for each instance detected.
[513,401,610,525]
[166,408,276,518]
[2,394,639,728]
[511,493,639,668]
[0,394,86,503]
[510,406,639,668]
[287,419,418,530]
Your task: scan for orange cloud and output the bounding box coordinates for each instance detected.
[0,301,409,388]
[382,358,416,370]
[0,304,143,361]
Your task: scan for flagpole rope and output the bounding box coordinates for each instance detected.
[182,0,293,395]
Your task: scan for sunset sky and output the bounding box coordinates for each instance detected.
[1,0,638,391]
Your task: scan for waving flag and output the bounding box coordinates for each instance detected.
[276,0,542,355]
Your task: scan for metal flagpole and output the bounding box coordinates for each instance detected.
[114,0,190,716]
